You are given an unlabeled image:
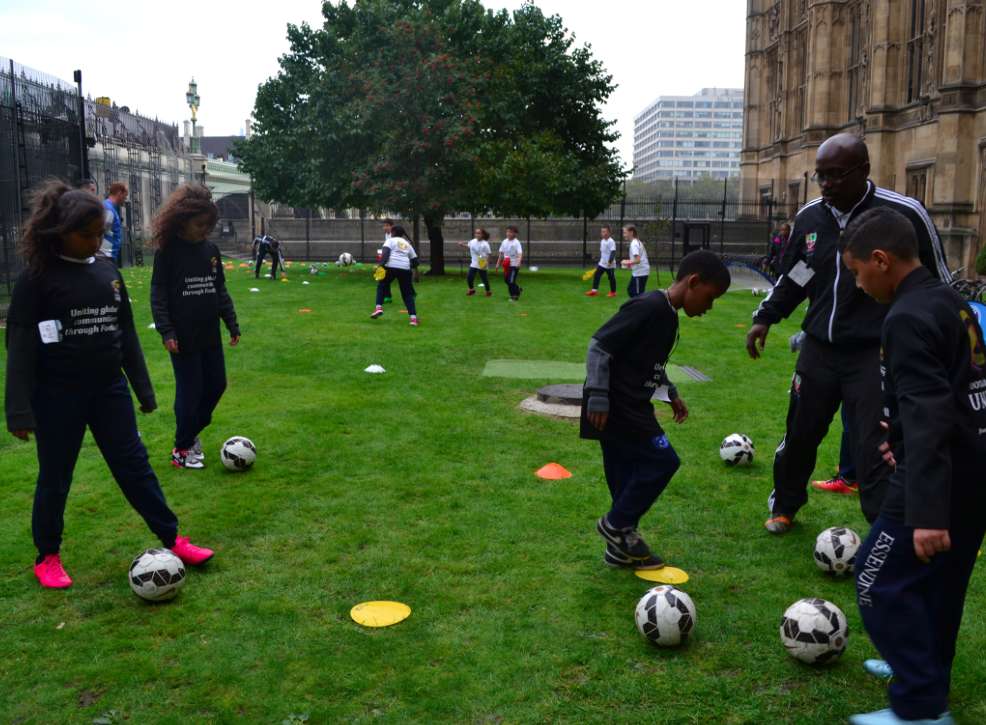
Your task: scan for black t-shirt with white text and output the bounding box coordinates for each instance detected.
[150,239,238,353]
[7,257,132,387]
[580,291,679,440]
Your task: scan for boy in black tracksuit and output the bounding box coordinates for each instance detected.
[253,234,281,280]
[581,251,730,569]
[842,208,986,725]
[750,135,952,532]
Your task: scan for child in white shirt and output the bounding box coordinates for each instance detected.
[586,225,618,298]
[495,225,524,301]
[457,227,493,297]
[621,225,650,298]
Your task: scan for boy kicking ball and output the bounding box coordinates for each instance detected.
[842,208,986,725]
[581,251,731,569]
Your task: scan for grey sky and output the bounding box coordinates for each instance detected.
[0,0,746,167]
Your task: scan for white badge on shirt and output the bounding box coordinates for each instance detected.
[38,319,63,344]
[788,260,815,287]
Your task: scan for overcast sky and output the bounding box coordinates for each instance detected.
[0,0,746,167]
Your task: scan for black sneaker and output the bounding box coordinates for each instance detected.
[596,516,651,560]
[603,543,665,570]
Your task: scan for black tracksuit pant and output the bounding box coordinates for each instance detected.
[856,511,986,719]
[255,243,280,279]
[600,434,680,529]
[769,334,890,522]
[467,267,490,291]
[170,345,227,451]
[31,375,179,556]
[376,268,416,315]
[504,267,521,298]
[628,275,648,298]
[592,265,617,293]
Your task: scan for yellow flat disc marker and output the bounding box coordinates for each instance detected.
[635,566,689,585]
[350,601,411,628]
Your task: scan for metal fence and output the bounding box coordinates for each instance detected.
[253,197,790,275]
[0,58,87,309]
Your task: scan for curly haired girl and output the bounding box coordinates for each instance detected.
[150,184,240,469]
[4,179,213,588]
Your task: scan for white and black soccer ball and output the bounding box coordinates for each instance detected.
[221,436,256,471]
[720,433,755,466]
[129,548,186,602]
[634,585,696,647]
[780,598,848,664]
[337,252,354,266]
[813,527,861,576]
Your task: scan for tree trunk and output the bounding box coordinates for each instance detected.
[423,212,446,275]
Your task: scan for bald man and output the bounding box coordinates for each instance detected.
[748,133,952,533]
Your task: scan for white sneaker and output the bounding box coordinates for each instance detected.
[190,437,205,462]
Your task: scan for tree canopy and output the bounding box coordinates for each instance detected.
[236,0,624,273]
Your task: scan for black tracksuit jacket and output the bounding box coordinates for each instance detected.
[754,182,952,346]
[880,267,986,529]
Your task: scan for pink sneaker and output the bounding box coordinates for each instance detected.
[607,291,617,298]
[409,317,419,327]
[170,536,214,566]
[34,554,72,589]
[466,289,476,296]
[585,290,599,297]
[370,306,384,319]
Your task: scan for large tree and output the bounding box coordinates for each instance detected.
[237,0,623,274]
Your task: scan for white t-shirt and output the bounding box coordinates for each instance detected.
[499,238,523,265]
[598,237,617,269]
[629,239,650,277]
[468,238,491,269]
[384,237,417,270]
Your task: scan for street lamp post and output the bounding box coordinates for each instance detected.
[185,78,200,155]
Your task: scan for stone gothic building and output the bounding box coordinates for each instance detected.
[742,0,986,274]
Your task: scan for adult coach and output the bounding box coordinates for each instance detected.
[747,133,951,533]
[103,182,128,266]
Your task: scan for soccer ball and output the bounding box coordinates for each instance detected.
[221,436,256,471]
[720,433,755,466]
[337,252,354,266]
[129,548,186,602]
[814,527,861,575]
[634,585,696,647]
[780,598,848,664]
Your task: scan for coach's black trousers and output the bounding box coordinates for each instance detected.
[769,335,890,522]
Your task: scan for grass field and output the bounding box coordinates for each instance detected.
[1,261,983,724]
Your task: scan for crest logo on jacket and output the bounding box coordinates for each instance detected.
[111,278,121,302]
[805,233,817,254]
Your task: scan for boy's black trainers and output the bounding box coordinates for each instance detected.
[603,543,665,570]
[596,516,652,560]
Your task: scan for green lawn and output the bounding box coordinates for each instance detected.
[0,262,983,724]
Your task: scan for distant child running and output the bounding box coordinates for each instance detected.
[370,225,420,326]
[151,184,240,469]
[4,180,214,589]
[581,250,730,569]
[457,227,492,296]
[842,208,986,725]
[585,225,618,297]
[495,225,523,301]
[621,225,650,297]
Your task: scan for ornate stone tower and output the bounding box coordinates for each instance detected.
[743,0,986,275]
